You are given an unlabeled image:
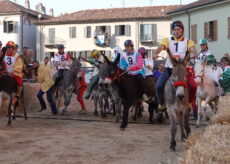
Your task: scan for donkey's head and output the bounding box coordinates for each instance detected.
[194,61,205,84]
[170,52,189,101]
[71,58,82,78]
[98,53,120,87]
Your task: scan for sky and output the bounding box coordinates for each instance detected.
[14,0,197,16]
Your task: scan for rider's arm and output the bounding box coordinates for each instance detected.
[153,38,168,59]
[120,57,128,70]
[128,54,143,71]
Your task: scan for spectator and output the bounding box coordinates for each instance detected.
[220,57,230,72]
[77,70,87,114]
[37,57,57,115]
[153,63,165,81]
[22,47,31,66]
[32,60,40,77]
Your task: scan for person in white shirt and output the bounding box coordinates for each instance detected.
[197,38,212,62]
[54,44,71,86]
[138,47,154,77]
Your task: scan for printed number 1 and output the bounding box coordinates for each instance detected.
[174,43,179,52]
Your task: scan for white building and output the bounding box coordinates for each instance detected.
[0,0,50,54]
[168,0,230,60]
[36,5,181,62]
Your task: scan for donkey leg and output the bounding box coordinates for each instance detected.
[120,102,130,130]
[184,110,191,137]
[12,101,18,120]
[7,97,13,126]
[176,111,186,141]
[115,99,122,123]
[148,103,154,123]
[168,109,177,151]
[62,89,74,115]
[93,97,99,116]
[196,98,202,128]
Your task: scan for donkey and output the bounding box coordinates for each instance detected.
[194,61,220,127]
[164,53,191,151]
[99,54,157,130]
[53,58,82,115]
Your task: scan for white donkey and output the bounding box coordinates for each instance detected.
[194,61,221,127]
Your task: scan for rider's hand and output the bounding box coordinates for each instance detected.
[153,54,158,60]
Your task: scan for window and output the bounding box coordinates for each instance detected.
[204,20,218,41]
[84,26,91,38]
[48,28,55,44]
[3,21,17,33]
[191,24,197,44]
[69,27,76,38]
[228,17,230,39]
[140,24,157,42]
[115,25,131,36]
[95,26,111,36]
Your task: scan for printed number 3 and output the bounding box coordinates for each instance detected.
[174,42,179,52]
[7,58,12,65]
[128,57,133,65]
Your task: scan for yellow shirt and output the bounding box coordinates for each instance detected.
[160,37,195,50]
[37,63,54,92]
[13,55,24,78]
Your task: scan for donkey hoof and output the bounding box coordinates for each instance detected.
[61,110,68,115]
[94,111,98,116]
[120,127,125,131]
[170,146,176,152]
[156,112,163,123]
[7,122,11,126]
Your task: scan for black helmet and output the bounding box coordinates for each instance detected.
[57,44,64,50]
[172,21,184,30]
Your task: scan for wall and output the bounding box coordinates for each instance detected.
[37,19,172,61]
[171,1,230,60]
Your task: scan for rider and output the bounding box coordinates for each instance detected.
[120,40,147,100]
[4,41,24,103]
[153,21,198,111]
[83,49,104,99]
[138,47,154,78]
[197,38,212,62]
[54,44,71,86]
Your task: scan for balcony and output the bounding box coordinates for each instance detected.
[44,37,66,49]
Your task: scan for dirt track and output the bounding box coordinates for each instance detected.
[0,95,204,164]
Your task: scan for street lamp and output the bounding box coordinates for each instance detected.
[38,14,42,62]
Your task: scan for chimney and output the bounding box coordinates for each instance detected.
[49,8,54,17]
[24,0,30,9]
[36,3,46,14]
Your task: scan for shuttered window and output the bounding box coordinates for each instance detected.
[115,25,131,36]
[3,21,17,33]
[69,27,76,38]
[204,20,218,41]
[228,17,230,39]
[48,28,55,44]
[84,26,91,38]
[191,24,197,44]
[140,24,157,41]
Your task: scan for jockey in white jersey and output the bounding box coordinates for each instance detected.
[197,38,212,62]
[54,44,71,86]
[138,47,154,77]
[153,21,198,111]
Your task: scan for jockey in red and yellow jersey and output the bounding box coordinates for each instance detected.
[4,41,24,102]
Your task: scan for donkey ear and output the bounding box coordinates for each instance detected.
[182,52,190,67]
[102,54,112,65]
[167,49,178,67]
[113,53,120,66]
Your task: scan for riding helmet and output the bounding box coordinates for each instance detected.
[6,41,16,48]
[57,44,65,50]
[138,47,146,56]
[90,49,100,57]
[124,40,134,47]
[199,38,208,45]
[172,21,184,30]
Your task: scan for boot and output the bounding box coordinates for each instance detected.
[83,75,99,99]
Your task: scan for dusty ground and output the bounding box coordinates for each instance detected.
[0,95,204,164]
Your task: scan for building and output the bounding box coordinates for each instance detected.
[0,0,50,55]
[168,0,230,60]
[36,5,181,62]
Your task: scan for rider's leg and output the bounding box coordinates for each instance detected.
[54,69,64,86]
[156,68,172,110]
[84,75,99,99]
[46,87,57,115]
[77,86,87,111]
[12,76,23,104]
[37,89,47,111]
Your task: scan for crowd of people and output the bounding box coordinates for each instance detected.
[0,20,230,117]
